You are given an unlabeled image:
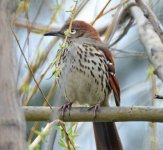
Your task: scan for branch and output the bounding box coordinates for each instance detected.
[91,0,111,25]
[11,28,52,109]
[15,18,55,34]
[24,106,163,122]
[15,0,89,34]
[136,0,163,43]
[103,0,124,43]
[111,48,146,58]
[155,95,163,99]
[109,18,133,47]
[130,3,163,82]
[29,121,57,150]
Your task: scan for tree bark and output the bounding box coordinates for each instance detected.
[0,1,26,149]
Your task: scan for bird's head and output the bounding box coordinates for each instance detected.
[44,20,100,41]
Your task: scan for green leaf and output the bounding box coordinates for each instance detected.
[50,59,57,67]
[58,139,67,148]
[20,84,31,93]
[42,129,50,136]
[59,43,68,49]
[69,127,73,136]
[53,126,62,131]
[64,29,69,36]
[34,144,40,150]
[33,129,49,143]
[61,130,65,139]
[33,130,41,136]
[72,134,78,138]
[52,66,61,77]
[147,65,154,80]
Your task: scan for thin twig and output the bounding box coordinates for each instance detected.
[111,48,146,58]
[103,2,121,43]
[109,18,133,47]
[10,26,53,110]
[19,0,65,91]
[15,18,55,34]
[155,95,163,99]
[27,81,57,142]
[24,63,52,106]
[29,120,60,150]
[16,0,44,85]
[15,0,89,35]
[91,0,111,25]
[54,0,78,71]
[59,122,76,150]
[102,0,129,17]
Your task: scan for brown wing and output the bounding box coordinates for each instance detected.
[101,48,120,106]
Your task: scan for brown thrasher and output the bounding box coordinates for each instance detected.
[45,20,123,150]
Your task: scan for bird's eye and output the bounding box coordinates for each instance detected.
[70,29,76,35]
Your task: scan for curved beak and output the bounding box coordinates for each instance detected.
[44,31,64,37]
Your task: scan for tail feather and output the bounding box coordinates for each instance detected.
[93,122,123,150]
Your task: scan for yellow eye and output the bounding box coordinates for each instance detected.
[70,29,76,34]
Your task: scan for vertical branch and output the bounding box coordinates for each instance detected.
[130,2,160,149]
[149,69,158,150]
[130,3,163,82]
[103,0,124,43]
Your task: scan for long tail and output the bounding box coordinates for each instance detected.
[93,122,123,150]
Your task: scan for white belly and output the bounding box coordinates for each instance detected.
[58,43,110,106]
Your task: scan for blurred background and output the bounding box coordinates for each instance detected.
[15,0,163,149]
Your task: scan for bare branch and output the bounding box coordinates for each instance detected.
[130,3,163,82]
[103,0,124,43]
[11,27,52,109]
[109,18,133,47]
[29,120,59,150]
[27,81,57,142]
[23,63,52,106]
[136,0,163,43]
[103,1,135,43]
[15,18,55,34]
[91,0,111,25]
[155,95,163,99]
[24,106,163,122]
[111,48,146,58]
[102,0,129,17]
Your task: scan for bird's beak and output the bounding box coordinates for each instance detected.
[44,31,64,37]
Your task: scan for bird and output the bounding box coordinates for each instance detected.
[44,20,123,150]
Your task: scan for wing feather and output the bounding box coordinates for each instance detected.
[101,48,120,106]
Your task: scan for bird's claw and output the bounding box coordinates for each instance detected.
[88,103,101,118]
[59,102,73,117]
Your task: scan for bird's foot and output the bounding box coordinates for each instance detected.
[88,103,101,118]
[59,102,73,117]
